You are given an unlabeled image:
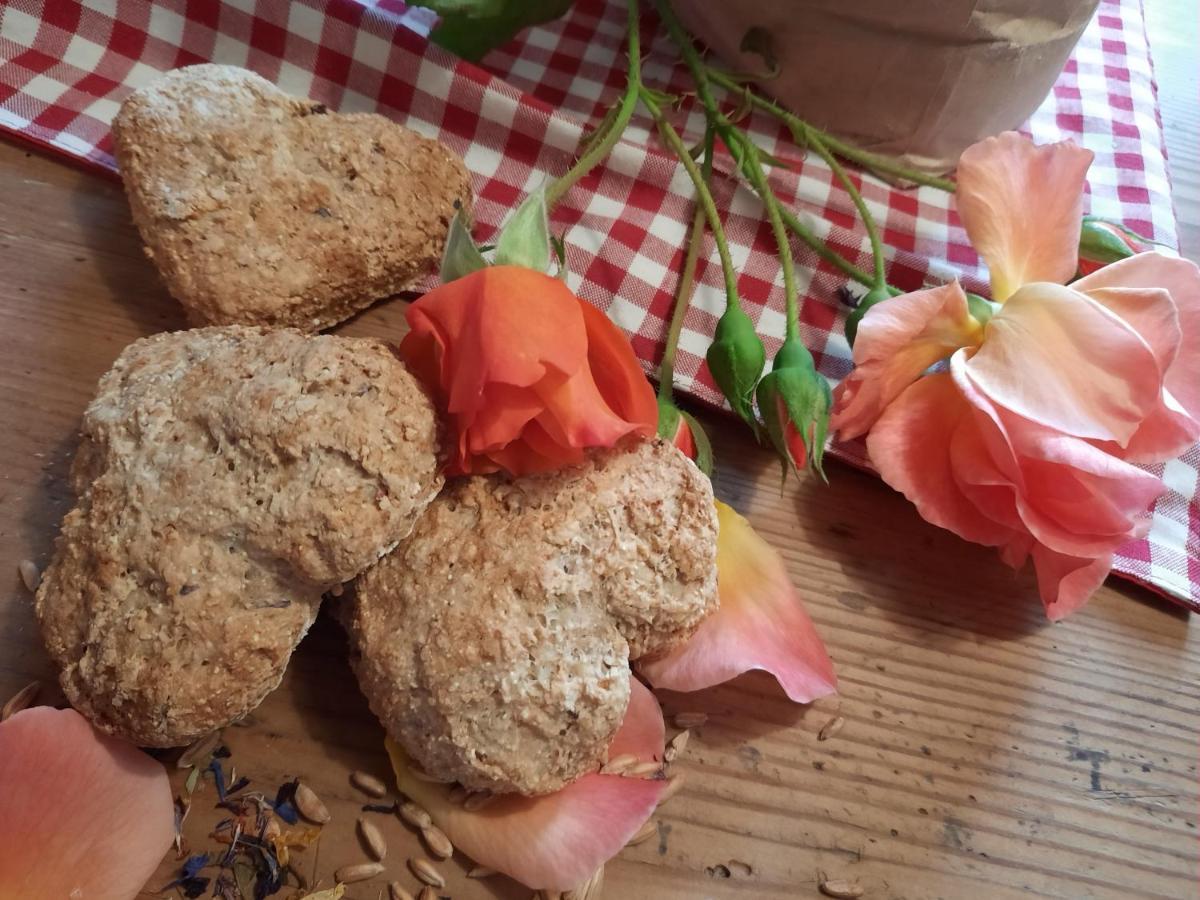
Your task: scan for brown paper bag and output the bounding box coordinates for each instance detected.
[673,0,1100,174]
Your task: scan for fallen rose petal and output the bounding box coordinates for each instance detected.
[956,132,1093,301]
[387,678,665,892]
[0,706,175,900]
[639,502,837,703]
[962,281,1165,445]
[831,281,982,440]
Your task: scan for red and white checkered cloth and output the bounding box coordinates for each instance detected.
[1,0,1196,612]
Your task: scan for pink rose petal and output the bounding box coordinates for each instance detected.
[956,132,1093,301]
[1030,546,1114,621]
[1073,252,1200,417]
[868,372,1019,547]
[386,678,665,892]
[0,707,174,900]
[962,282,1164,445]
[950,352,1164,559]
[639,502,837,703]
[868,365,1145,618]
[831,281,982,440]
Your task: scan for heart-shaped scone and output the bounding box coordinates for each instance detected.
[36,326,444,746]
[346,438,717,795]
[113,64,472,331]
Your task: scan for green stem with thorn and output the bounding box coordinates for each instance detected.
[545,0,643,208]
[652,0,801,337]
[638,86,742,313]
[658,125,715,399]
[707,68,958,193]
[806,130,887,288]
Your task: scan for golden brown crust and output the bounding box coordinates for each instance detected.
[112,65,473,331]
[36,326,443,747]
[345,439,717,794]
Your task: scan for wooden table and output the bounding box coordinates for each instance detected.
[2,19,1197,900]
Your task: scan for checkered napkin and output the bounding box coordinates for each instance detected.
[1,0,1196,612]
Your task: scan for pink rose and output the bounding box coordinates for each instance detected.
[832,132,1200,618]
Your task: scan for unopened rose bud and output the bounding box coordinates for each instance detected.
[755,336,831,478]
[706,306,766,428]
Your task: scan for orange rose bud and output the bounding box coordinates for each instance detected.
[656,398,713,476]
[401,266,657,476]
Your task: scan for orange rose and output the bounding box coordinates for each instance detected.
[401,265,657,475]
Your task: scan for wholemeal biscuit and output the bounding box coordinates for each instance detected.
[113,64,472,331]
[36,326,443,746]
[346,438,717,794]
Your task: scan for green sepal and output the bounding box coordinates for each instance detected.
[494,187,551,272]
[965,292,996,327]
[656,398,716,478]
[680,409,714,477]
[439,209,488,283]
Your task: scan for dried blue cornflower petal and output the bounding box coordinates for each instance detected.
[209,759,230,801]
[271,780,300,824]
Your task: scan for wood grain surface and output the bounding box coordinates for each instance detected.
[1,9,1198,897]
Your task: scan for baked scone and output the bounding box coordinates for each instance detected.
[345,438,717,794]
[36,326,443,747]
[112,64,472,331]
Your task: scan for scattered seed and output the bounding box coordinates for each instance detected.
[421,824,453,860]
[335,862,384,883]
[177,731,222,769]
[417,888,437,900]
[658,772,686,806]
[665,730,690,762]
[294,782,331,824]
[358,816,387,860]
[600,753,638,775]
[351,770,389,798]
[673,712,708,729]
[329,583,345,597]
[409,856,445,887]
[463,790,496,811]
[398,800,432,829]
[625,761,662,778]
[1,681,40,721]
[818,716,846,742]
[468,865,497,878]
[388,883,414,900]
[626,819,657,847]
[819,875,864,898]
[17,559,40,593]
[447,785,468,805]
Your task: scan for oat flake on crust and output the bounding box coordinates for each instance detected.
[36,326,443,747]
